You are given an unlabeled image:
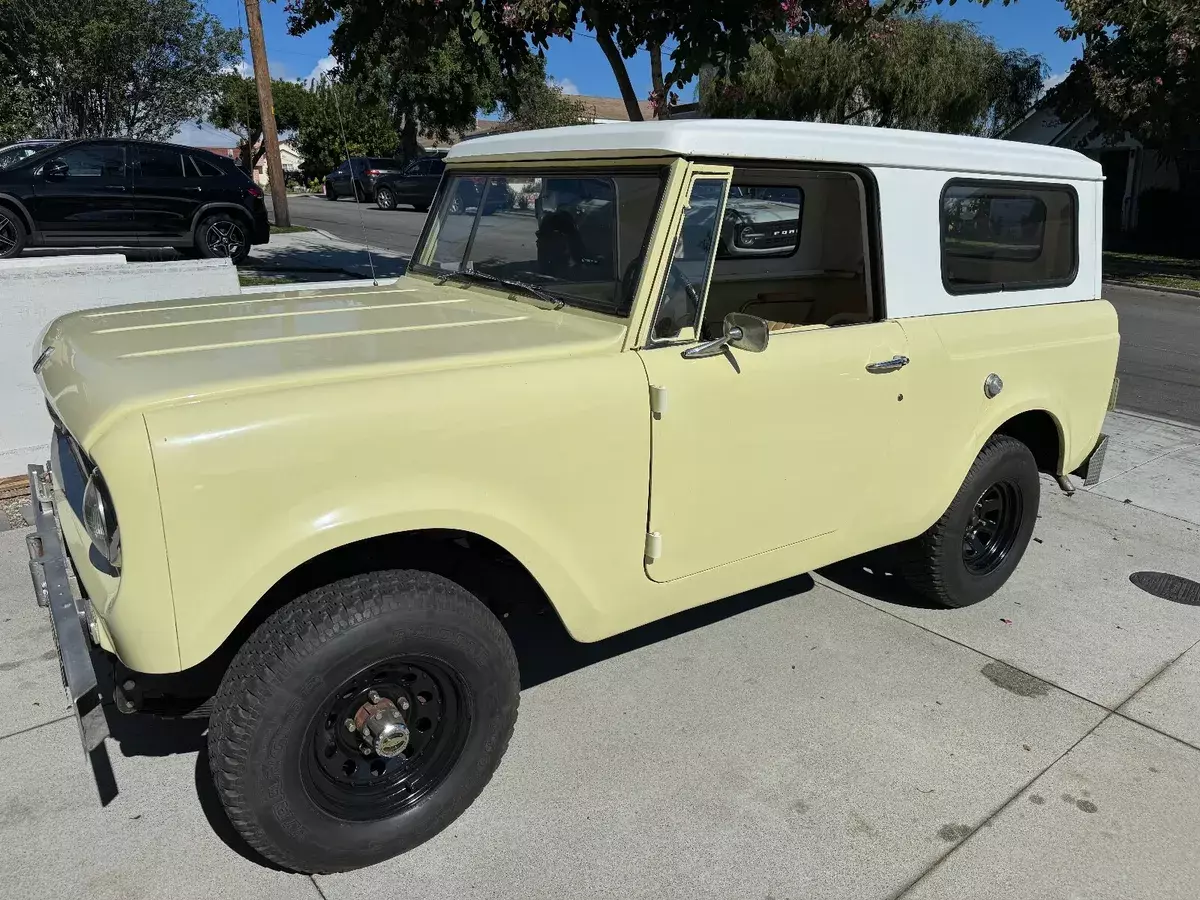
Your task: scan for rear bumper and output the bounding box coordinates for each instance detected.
[250,201,270,245]
[26,464,109,754]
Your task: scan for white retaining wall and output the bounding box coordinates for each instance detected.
[0,255,240,476]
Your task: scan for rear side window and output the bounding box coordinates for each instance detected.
[368,158,396,169]
[941,180,1077,293]
[134,145,184,178]
[190,155,227,177]
[716,185,803,259]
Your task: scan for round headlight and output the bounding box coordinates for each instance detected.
[82,471,120,567]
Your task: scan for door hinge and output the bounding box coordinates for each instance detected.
[649,384,667,419]
[644,531,662,562]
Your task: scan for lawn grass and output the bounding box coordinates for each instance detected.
[269,224,313,234]
[1103,250,1200,292]
[238,273,305,287]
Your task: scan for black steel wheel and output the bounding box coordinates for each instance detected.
[0,206,26,259]
[197,213,250,265]
[900,435,1039,608]
[304,656,468,822]
[962,481,1023,575]
[376,185,397,210]
[208,569,519,874]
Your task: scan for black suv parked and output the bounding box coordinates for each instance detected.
[323,157,405,202]
[0,138,270,263]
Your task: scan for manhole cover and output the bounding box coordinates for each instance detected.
[1129,572,1200,606]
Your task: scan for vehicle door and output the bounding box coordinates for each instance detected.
[420,159,447,205]
[131,144,201,240]
[329,161,352,193]
[636,165,911,583]
[30,142,133,237]
[389,159,424,204]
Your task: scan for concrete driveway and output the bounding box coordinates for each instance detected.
[2,410,1198,900]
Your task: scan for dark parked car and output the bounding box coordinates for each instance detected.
[0,139,63,170]
[0,138,269,264]
[323,156,405,201]
[374,162,509,216]
[372,156,446,212]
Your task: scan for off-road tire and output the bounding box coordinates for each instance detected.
[0,206,27,259]
[207,570,520,873]
[899,435,1040,608]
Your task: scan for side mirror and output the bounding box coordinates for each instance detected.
[724,312,770,353]
[681,312,770,360]
[43,159,68,180]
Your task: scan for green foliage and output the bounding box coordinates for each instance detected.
[286,0,1010,121]
[211,75,311,170]
[0,0,241,139]
[1052,0,1199,157]
[700,16,1044,137]
[501,60,587,131]
[296,77,397,178]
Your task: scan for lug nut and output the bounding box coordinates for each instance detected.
[368,690,381,704]
[344,718,356,733]
[399,698,410,710]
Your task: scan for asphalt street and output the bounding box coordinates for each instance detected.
[1103,283,1200,426]
[277,193,426,256]
[282,196,1200,427]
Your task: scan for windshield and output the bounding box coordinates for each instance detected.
[412,169,666,316]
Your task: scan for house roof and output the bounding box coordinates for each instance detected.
[574,95,657,122]
[446,119,1103,180]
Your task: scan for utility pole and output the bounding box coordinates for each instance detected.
[243,0,290,226]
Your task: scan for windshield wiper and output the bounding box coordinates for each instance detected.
[435,268,565,310]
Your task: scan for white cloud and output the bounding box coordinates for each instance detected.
[305,56,339,86]
[1043,71,1068,93]
[221,60,253,77]
[557,77,580,96]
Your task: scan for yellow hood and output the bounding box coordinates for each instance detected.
[37,278,627,448]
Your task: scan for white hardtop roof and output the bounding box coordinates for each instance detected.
[445,119,1102,181]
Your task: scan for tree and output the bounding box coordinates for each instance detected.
[285,0,1011,124]
[296,76,397,179]
[500,60,587,131]
[700,16,1044,138]
[0,0,241,139]
[1052,1,1199,157]
[211,74,310,171]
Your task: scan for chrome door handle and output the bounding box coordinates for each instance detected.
[865,355,910,373]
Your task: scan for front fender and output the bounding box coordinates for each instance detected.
[176,480,599,671]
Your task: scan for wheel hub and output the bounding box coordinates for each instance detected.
[352,691,411,758]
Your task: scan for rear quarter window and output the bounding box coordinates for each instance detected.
[941,180,1077,294]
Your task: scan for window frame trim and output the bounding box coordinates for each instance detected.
[939,177,1079,296]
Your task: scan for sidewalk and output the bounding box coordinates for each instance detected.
[0,410,1197,899]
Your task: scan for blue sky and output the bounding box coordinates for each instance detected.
[203,0,1081,102]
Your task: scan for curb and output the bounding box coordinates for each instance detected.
[1104,278,1200,299]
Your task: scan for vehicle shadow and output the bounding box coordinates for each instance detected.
[817,545,946,611]
[504,572,816,690]
[93,570,815,868]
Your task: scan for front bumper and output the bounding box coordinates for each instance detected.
[26,464,112,774]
